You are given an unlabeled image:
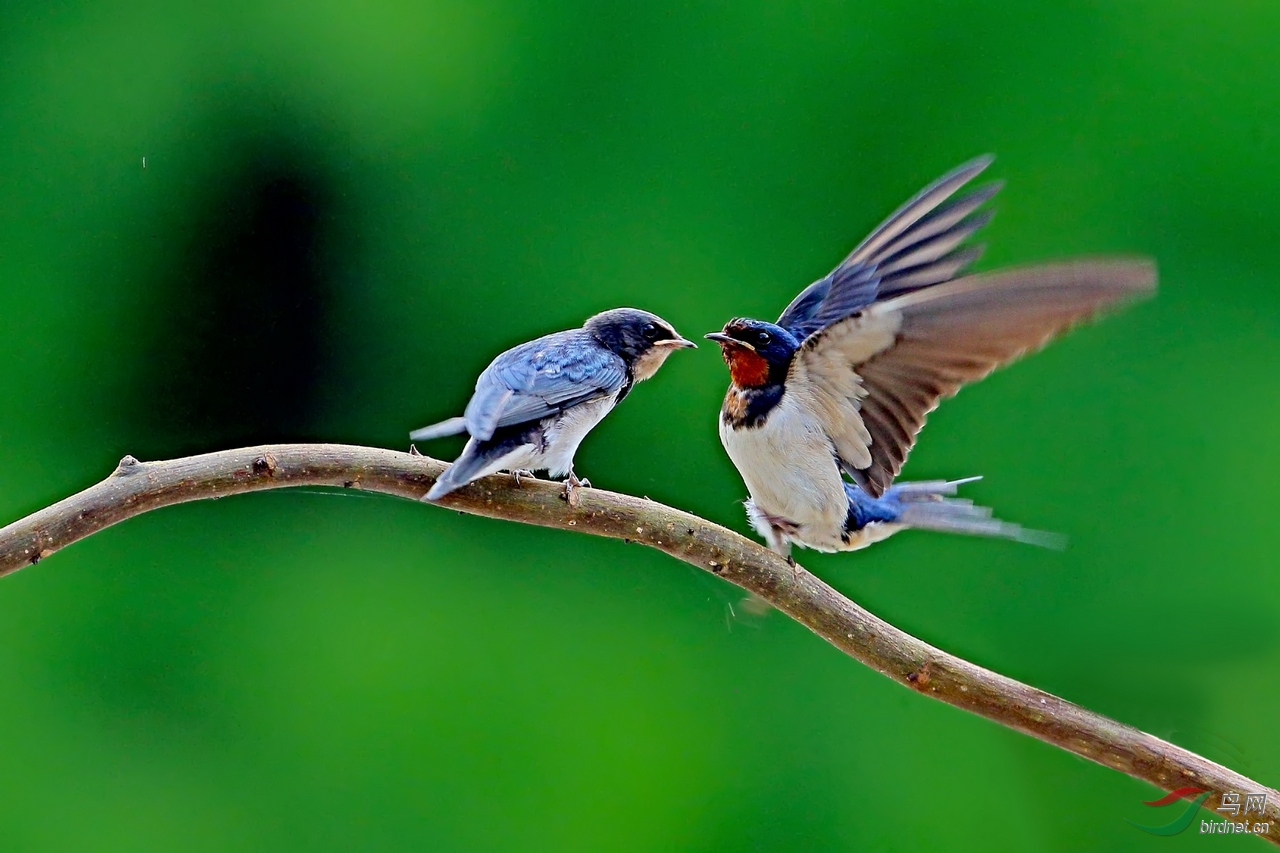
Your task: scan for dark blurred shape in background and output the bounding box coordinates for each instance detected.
[139,150,337,455]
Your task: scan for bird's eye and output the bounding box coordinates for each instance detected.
[755,331,772,346]
[641,322,659,341]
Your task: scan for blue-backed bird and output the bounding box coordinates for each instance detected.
[705,156,1155,559]
[413,308,695,501]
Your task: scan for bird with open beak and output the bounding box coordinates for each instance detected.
[707,156,1155,561]
[413,308,695,501]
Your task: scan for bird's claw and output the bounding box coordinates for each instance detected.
[562,471,590,507]
[510,469,535,487]
[778,551,803,582]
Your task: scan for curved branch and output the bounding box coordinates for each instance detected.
[0,443,1275,841]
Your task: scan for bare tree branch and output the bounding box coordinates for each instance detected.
[0,443,1275,841]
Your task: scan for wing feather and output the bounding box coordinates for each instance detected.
[461,331,627,440]
[844,156,994,268]
[793,259,1157,496]
[778,157,998,338]
[876,184,998,267]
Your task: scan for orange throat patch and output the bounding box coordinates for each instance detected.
[723,347,771,388]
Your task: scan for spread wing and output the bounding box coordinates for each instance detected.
[778,156,1000,339]
[791,260,1157,497]
[459,332,627,441]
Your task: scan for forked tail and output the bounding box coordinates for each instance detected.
[846,477,1064,548]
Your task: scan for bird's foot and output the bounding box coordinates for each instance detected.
[509,469,535,487]
[757,514,800,578]
[562,470,591,507]
[785,553,805,582]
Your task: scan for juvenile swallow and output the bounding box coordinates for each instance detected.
[706,156,1155,559]
[413,308,694,501]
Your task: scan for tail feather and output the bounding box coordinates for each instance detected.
[424,429,537,501]
[889,475,983,496]
[849,477,1065,549]
[425,439,504,501]
[410,416,467,442]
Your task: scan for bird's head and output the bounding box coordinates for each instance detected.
[586,308,696,380]
[705,319,799,388]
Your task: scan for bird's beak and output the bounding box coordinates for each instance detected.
[655,336,697,349]
[704,331,754,351]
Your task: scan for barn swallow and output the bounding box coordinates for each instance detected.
[413,308,694,501]
[706,156,1155,559]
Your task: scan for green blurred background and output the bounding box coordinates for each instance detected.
[1,1,1277,850]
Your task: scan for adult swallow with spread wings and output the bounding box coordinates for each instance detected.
[414,308,694,501]
[706,156,1155,560]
